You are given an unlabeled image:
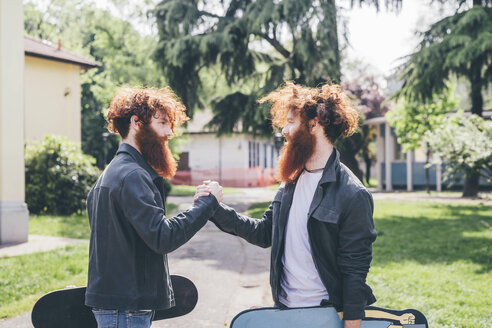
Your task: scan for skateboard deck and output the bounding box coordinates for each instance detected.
[230,306,428,328]
[31,275,197,328]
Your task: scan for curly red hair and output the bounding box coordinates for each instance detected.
[106,87,189,138]
[259,82,359,142]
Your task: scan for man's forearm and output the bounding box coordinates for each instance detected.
[211,203,272,248]
[344,319,361,328]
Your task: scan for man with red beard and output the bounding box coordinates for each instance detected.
[85,87,223,328]
[198,82,377,328]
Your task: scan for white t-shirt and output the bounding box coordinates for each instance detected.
[278,170,329,308]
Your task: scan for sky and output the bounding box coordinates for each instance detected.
[342,0,456,77]
[30,0,458,79]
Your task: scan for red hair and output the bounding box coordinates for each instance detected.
[259,82,359,142]
[106,87,189,138]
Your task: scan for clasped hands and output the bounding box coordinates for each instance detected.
[194,180,224,203]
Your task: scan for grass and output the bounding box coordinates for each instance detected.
[2,198,491,326]
[28,202,178,239]
[0,244,89,318]
[0,201,178,319]
[369,201,492,328]
[246,201,271,218]
[29,214,91,239]
[170,184,242,196]
[247,199,492,328]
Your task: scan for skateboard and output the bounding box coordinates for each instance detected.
[230,305,428,328]
[31,275,198,328]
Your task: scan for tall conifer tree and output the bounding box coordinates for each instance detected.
[397,0,492,196]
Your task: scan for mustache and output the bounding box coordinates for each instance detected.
[135,126,177,179]
[275,125,315,184]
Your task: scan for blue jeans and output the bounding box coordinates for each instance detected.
[92,309,154,328]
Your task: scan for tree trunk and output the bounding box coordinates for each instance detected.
[463,170,480,198]
[324,0,341,82]
[425,149,430,193]
[463,62,484,195]
[364,157,372,186]
[340,152,364,183]
[473,0,483,7]
[469,62,483,117]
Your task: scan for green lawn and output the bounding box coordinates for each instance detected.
[0,244,89,318]
[28,202,178,239]
[29,214,91,239]
[2,199,491,326]
[248,199,492,328]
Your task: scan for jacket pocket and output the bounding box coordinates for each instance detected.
[312,205,339,224]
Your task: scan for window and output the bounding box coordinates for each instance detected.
[271,145,274,168]
[263,144,267,168]
[256,142,260,166]
[177,152,190,171]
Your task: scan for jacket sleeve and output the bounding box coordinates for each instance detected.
[119,169,219,254]
[337,188,377,320]
[209,188,283,248]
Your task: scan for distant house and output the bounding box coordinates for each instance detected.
[364,111,492,191]
[24,35,99,142]
[172,109,279,187]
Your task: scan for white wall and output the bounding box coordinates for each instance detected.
[175,133,277,187]
[181,133,275,170]
[0,0,29,244]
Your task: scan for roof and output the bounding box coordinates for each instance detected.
[24,35,99,69]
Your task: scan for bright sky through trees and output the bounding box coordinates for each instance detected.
[29,0,456,77]
[343,0,456,76]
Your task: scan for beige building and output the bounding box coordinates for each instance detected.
[24,35,98,142]
[0,0,98,245]
[0,0,25,245]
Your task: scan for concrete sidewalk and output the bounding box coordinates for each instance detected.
[0,222,272,328]
[0,235,87,258]
[0,189,275,328]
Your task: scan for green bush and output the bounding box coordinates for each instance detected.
[25,135,100,215]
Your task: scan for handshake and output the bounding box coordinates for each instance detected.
[194,180,224,203]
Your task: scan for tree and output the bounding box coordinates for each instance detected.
[25,135,100,215]
[426,113,492,194]
[396,0,492,196]
[24,0,167,168]
[152,0,403,181]
[152,0,402,134]
[341,65,389,185]
[387,88,459,191]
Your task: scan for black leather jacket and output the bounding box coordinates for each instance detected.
[211,150,377,320]
[85,143,218,310]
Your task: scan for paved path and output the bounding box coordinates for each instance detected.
[2,187,487,327]
[0,189,276,328]
[0,235,87,258]
[370,190,492,205]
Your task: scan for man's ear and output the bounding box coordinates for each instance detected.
[130,115,142,130]
[310,117,320,132]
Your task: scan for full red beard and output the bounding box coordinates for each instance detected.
[135,124,177,179]
[275,124,316,184]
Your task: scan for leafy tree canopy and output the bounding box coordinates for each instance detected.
[387,86,459,153]
[24,0,167,167]
[152,0,402,135]
[426,112,492,185]
[396,1,492,117]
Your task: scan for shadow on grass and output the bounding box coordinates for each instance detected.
[373,204,492,273]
